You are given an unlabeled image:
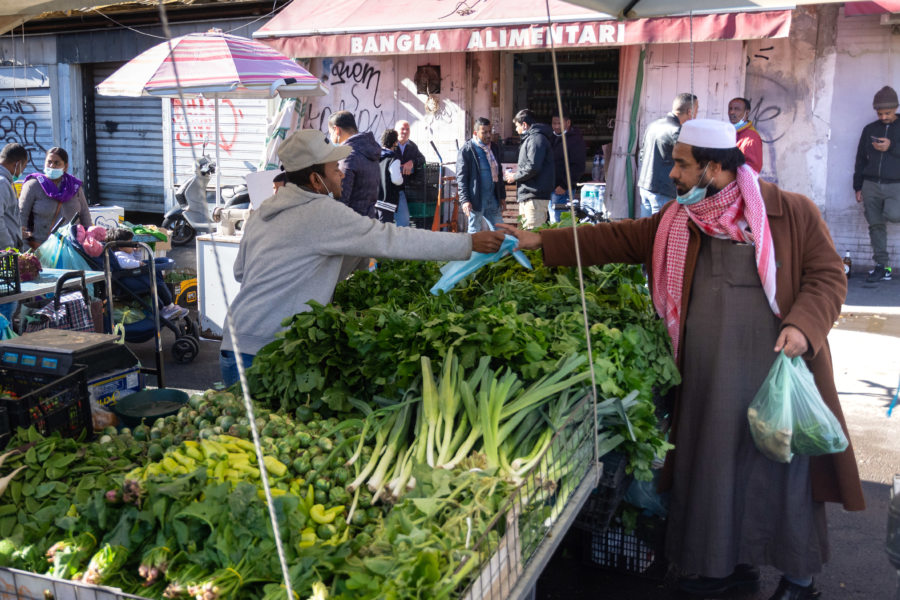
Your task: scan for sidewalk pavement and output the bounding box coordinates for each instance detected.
[129,246,900,599]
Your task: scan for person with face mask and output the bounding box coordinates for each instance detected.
[219,129,506,386]
[0,143,28,251]
[728,97,763,173]
[18,147,91,248]
[0,143,28,326]
[500,118,864,600]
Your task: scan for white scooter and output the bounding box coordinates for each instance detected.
[162,157,250,246]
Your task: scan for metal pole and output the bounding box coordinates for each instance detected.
[215,98,221,207]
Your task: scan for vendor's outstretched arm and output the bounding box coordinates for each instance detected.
[497,224,542,249]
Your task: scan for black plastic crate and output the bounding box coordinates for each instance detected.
[0,250,20,297]
[0,365,92,445]
[573,450,632,533]
[404,162,441,205]
[586,513,668,580]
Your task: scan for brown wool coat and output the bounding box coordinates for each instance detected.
[540,180,865,511]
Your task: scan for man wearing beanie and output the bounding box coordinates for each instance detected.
[854,85,900,282]
[502,119,864,600]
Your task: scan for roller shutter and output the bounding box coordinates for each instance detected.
[93,62,165,212]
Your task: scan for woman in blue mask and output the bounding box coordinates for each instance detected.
[18,147,91,248]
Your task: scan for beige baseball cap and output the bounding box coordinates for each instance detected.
[278,129,351,172]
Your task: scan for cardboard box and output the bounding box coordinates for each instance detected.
[88,366,142,409]
[155,227,172,256]
[88,366,142,430]
[88,205,125,227]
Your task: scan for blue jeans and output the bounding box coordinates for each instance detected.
[220,350,255,386]
[639,188,674,218]
[549,191,571,224]
[395,191,410,227]
[466,196,503,233]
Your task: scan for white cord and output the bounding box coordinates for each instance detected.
[155,3,294,599]
[543,0,602,471]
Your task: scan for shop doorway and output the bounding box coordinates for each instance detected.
[511,49,620,175]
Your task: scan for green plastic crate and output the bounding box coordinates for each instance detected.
[408,201,436,219]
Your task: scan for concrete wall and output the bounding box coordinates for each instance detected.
[826,9,900,267]
[743,6,837,206]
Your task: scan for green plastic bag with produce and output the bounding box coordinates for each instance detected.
[747,352,795,463]
[788,354,848,456]
[748,352,849,464]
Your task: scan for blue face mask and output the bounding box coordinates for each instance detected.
[44,166,64,179]
[676,165,712,206]
[733,119,747,130]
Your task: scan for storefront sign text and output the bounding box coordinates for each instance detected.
[349,22,626,55]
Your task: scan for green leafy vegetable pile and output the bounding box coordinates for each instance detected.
[249,253,679,480]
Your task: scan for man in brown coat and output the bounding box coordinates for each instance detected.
[502,119,864,600]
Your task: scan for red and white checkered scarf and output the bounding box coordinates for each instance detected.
[651,165,780,359]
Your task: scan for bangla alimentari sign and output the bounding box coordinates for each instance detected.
[259,11,792,58]
[349,22,625,55]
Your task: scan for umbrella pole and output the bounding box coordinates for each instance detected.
[215,98,221,207]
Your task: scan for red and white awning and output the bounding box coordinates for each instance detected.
[253,0,792,58]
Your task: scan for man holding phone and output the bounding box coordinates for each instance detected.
[855,85,900,282]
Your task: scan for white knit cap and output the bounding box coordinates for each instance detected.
[677,118,737,149]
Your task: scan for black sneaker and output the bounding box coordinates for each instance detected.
[866,264,892,282]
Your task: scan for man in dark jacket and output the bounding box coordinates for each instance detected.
[854,85,900,282]
[550,110,586,223]
[638,93,697,217]
[456,117,505,233]
[393,120,426,227]
[503,109,554,229]
[328,111,381,218]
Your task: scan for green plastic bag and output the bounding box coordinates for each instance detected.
[748,352,795,463]
[789,356,849,456]
[748,352,849,464]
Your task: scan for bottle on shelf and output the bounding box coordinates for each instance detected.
[843,251,852,278]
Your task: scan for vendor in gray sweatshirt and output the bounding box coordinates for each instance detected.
[220,129,506,385]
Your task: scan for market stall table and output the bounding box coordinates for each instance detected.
[0,268,105,305]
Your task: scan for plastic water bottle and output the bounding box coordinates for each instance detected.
[592,152,602,181]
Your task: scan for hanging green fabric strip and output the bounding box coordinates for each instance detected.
[626,47,646,220]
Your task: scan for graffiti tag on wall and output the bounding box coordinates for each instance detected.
[0,97,47,171]
[306,58,394,134]
[172,98,245,155]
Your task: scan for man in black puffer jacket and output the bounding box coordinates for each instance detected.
[854,86,900,282]
[328,111,381,218]
[504,109,554,229]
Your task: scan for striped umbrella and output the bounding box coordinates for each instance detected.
[96,29,327,99]
[96,29,327,204]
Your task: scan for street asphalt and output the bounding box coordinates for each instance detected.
[128,243,900,600]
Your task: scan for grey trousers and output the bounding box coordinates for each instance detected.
[862,179,900,265]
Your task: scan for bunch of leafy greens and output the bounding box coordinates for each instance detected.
[247,253,679,481]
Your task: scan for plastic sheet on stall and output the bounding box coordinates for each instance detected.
[430,235,532,295]
[0,312,16,339]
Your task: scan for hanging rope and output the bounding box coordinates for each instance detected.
[543,0,604,470]
[155,2,294,599]
[690,10,695,112]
